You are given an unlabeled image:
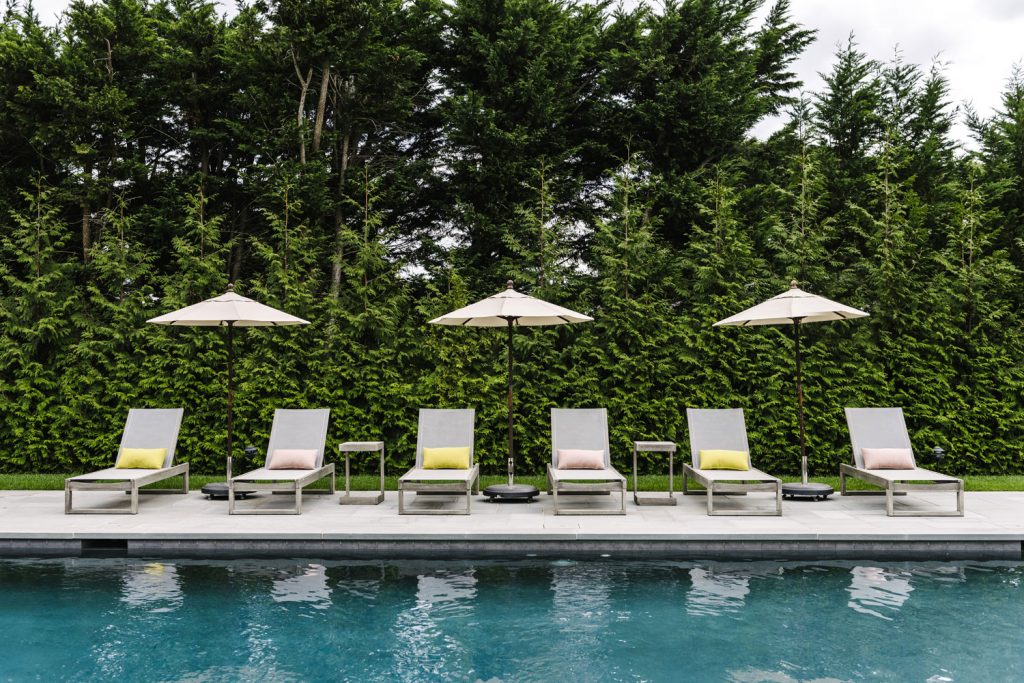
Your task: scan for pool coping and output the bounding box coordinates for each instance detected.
[1,490,1023,560]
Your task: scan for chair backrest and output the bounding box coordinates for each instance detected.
[686,408,751,470]
[551,408,611,469]
[415,409,475,467]
[265,409,331,468]
[115,408,185,468]
[845,407,915,469]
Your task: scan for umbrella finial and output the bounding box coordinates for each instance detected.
[790,279,799,289]
[506,280,514,290]
[227,282,235,292]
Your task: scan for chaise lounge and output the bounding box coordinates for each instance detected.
[228,408,335,514]
[64,408,188,514]
[842,407,963,516]
[547,408,626,515]
[398,408,479,515]
[682,408,782,516]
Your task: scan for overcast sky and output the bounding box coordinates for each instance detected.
[23,0,1024,144]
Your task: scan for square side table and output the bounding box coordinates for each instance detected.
[339,441,385,505]
[632,441,677,506]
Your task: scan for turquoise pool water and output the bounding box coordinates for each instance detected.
[0,559,1021,682]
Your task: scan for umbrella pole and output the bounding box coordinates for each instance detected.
[506,319,515,487]
[794,319,808,484]
[226,321,234,482]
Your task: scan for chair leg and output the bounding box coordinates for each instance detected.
[957,482,964,516]
[466,484,472,514]
[398,484,405,515]
[182,468,190,494]
[329,470,336,495]
[775,482,782,515]
[228,483,236,515]
[130,484,139,515]
[840,469,847,495]
[619,481,625,513]
[64,486,72,514]
[706,484,714,515]
[553,485,559,514]
[295,486,303,514]
[886,486,894,516]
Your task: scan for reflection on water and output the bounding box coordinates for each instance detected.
[687,567,754,616]
[551,562,613,630]
[727,666,849,683]
[92,564,186,679]
[120,562,183,612]
[391,570,477,682]
[1,559,1021,683]
[271,563,331,609]
[846,566,914,620]
[547,562,615,680]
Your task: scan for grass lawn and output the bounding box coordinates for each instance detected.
[2,473,1023,492]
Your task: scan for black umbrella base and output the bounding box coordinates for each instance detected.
[483,484,539,502]
[201,482,254,500]
[781,482,834,501]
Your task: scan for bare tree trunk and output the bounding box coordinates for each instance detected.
[80,161,92,263]
[363,164,370,288]
[81,201,91,263]
[329,128,351,300]
[291,48,312,165]
[230,203,246,284]
[312,59,330,154]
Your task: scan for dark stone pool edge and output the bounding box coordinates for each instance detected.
[1,538,1020,561]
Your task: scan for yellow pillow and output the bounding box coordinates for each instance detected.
[422,446,471,469]
[699,449,749,470]
[116,447,168,469]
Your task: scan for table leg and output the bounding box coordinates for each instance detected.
[632,444,639,504]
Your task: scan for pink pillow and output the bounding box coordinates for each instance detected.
[268,449,318,470]
[862,447,915,470]
[557,449,606,470]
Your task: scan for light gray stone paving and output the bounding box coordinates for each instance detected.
[0,489,1022,542]
[0,492,1020,560]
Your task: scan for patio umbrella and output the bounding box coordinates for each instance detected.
[147,284,309,490]
[429,280,593,500]
[714,280,868,497]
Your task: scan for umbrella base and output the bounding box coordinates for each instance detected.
[781,482,834,501]
[201,482,254,500]
[483,484,539,502]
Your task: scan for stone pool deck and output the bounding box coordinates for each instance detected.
[1,489,1022,560]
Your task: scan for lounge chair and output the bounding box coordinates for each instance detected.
[228,408,335,514]
[64,408,188,514]
[547,408,626,515]
[398,408,479,515]
[682,408,781,516]
[842,407,963,516]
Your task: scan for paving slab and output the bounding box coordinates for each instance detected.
[0,489,1022,559]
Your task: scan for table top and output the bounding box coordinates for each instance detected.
[339,441,384,452]
[633,441,677,452]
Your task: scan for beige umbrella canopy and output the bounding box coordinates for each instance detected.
[430,283,593,327]
[430,281,593,498]
[146,286,309,327]
[714,282,868,327]
[715,280,868,489]
[147,284,309,485]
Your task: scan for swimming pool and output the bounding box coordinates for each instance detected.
[1,559,1020,681]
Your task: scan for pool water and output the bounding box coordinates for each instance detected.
[0,559,1021,682]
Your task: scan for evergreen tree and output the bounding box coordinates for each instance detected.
[0,180,79,470]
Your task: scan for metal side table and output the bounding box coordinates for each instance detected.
[632,441,677,505]
[339,441,385,505]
